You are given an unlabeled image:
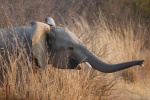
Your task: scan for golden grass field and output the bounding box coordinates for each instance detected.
[0,0,150,100]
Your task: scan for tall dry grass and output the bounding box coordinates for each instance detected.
[0,36,118,100]
[0,0,150,99]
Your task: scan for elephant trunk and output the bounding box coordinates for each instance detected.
[84,49,144,73]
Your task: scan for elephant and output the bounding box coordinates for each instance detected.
[0,18,144,74]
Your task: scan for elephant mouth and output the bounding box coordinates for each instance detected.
[68,57,92,69]
[68,58,79,69]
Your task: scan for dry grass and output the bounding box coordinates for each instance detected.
[0,0,150,100]
[0,48,118,100]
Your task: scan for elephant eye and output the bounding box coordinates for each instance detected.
[68,46,74,51]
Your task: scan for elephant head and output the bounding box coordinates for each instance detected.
[31,21,144,73]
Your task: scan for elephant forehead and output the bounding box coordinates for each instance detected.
[51,26,82,44]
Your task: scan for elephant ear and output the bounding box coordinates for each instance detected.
[31,22,50,69]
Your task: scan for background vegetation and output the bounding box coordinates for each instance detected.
[0,0,150,99]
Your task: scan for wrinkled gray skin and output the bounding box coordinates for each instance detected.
[0,22,144,74]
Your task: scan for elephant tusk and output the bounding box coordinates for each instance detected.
[140,63,144,67]
[85,62,92,68]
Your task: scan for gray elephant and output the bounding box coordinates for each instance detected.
[0,18,144,74]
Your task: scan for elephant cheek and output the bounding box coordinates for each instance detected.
[50,53,69,68]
